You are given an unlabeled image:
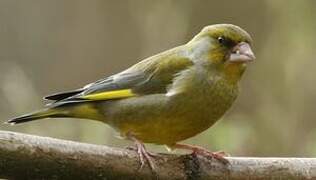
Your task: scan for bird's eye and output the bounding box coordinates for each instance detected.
[217,37,225,44]
[217,36,234,47]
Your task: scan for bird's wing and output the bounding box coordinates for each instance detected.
[46,47,193,104]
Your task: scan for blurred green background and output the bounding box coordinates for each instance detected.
[1,0,316,156]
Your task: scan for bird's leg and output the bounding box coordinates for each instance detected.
[173,143,229,164]
[127,133,156,171]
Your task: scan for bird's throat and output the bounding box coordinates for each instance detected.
[222,63,246,83]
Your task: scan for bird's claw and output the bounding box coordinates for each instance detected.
[135,142,156,171]
[193,150,229,164]
[174,143,230,165]
[213,150,230,157]
[126,133,157,171]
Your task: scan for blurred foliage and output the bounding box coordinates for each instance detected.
[1,0,316,156]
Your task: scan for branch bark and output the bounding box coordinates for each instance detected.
[0,130,315,180]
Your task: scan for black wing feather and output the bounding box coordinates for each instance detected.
[44,89,84,101]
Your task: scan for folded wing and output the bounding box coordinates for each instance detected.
[45,47,193,106]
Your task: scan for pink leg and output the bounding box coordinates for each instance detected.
[127,134,156,171]
[173,143,229,164]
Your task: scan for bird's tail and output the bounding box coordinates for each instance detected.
[7,102,103,125]
[7,108,68,125]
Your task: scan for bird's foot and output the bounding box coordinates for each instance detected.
[173,143,229,164]
[212,150,230,157]
[135,141,156,171]
[127,134,156,171]
[126,145,159,157]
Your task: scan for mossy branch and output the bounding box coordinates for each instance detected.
[0,130,315,180]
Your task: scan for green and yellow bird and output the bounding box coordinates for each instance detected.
[8,24,255,169]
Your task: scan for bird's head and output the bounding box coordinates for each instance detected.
[189,24,255,81]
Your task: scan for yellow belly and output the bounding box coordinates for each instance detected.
[117,115,215,145]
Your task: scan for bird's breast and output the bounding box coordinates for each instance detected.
[148,75,240,144]
[170,75,239,125]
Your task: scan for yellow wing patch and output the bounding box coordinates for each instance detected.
[82,89,135,101]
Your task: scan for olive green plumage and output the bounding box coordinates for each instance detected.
[8,24,255,147]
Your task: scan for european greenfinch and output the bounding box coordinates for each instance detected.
[8,24,255,169]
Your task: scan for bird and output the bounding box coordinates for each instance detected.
[8,24,255,170]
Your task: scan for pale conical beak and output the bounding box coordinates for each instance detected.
[229,42,255,63]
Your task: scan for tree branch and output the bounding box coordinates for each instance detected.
[0,130,315,180]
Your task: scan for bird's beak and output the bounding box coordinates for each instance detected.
[229,42,255,63]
